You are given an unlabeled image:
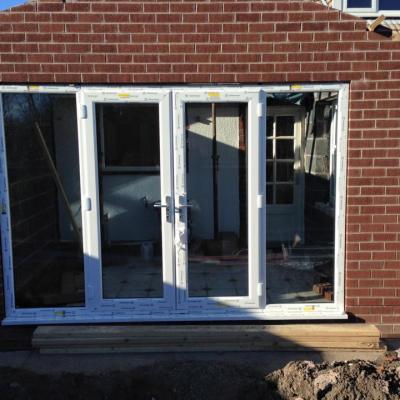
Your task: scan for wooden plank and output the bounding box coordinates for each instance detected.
[34,323,380,338]
[368,15,386,32]
[33,323,381,353]
[33,335,380,346]
[36,340,381,354]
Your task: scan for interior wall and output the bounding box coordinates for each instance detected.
[102,175,161,242]
[186,104,240,240]
[54,97,82,241]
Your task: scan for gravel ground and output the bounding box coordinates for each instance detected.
[1,352,399,400]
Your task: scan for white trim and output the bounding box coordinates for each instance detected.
[0,84,349,325]
[2,311,348,326]
[335,84,349,313]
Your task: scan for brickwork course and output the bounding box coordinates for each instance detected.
[0,0,399,335]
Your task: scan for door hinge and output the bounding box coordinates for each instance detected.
[81,105,88,120]
[257,194,264,209]
[257,282,264,297]
[85,197,92,211]
[257,102,265,118]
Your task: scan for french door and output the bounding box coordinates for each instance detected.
[80,88,265,315]
[80,89,175,312]
[174,89,265,310]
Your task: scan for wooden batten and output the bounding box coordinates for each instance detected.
[32,324,382,354]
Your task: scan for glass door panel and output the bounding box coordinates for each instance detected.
[186,103,248,298]
[1,93,85,309]
[81,90,174,309]
[174,90,263,309]
[96,103,163,299]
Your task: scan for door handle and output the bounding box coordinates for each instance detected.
[179,204,193,209]
[153,196,172,222]
[153,201,168,209]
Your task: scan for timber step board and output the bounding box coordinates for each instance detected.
[32,324,382,354]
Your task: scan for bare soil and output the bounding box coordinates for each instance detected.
[1,353,399,400]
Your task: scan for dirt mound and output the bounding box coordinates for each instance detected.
[0,355,399,400]
[267,356,400,400]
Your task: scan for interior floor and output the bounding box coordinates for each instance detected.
[14,243,333,306]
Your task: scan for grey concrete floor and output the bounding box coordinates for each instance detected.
[0,349,385,375]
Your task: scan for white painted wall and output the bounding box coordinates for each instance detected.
[102,175,161,242]
[186,104,240,239]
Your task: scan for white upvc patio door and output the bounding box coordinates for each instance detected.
[79,88,175,313]
[173,89,266,310]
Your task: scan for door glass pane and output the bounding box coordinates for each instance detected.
[276,139,294,159]
[276,116,294,137]
[266,185,274,204]
[266,139,273,159]
[266,93,338,305]
[276,184,294,204]
[276,161,294,182]
[186,103,248,297]
[3,93,84,308]
[267,117,274,137]
[95,103,163,299]
[266,162,274,182]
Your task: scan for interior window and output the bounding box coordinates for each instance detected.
[99,104,159,170]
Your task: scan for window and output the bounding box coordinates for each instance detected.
[347,0,372,7]
[341,0,400,13]
[266,115,298,205]
[97,103,160,172]
[380,0,400,10]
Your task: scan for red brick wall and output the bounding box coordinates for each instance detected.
[0,0,399,335]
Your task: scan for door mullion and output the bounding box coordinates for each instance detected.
[78,93,103,311]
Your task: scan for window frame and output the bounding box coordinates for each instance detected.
[335,0,400,16]
[0,83,349,325]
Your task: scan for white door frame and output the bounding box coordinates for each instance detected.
[79,88,175,312]
[0,84,348,325]
[173,88,266,310]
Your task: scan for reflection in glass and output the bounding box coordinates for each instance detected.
[3,94,84,308]
[96,103,163,299]
[186,103,248,297]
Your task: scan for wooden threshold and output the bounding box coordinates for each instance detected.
[32,323,382,354]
